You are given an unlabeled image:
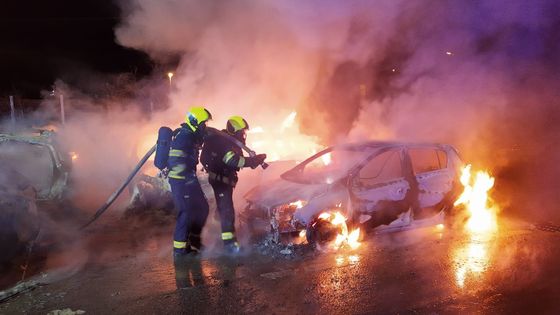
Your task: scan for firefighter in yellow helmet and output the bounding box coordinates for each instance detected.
[200,116,266,254]
[168,106,212,257]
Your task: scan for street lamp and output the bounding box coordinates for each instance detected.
[167,72,174,86]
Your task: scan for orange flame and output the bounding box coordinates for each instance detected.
[289,200,306,209]
[316,211,361,250]
[246,111,322,162]
[454,164,499,233]
[451,165,498,288]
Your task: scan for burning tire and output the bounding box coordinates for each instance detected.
[306,217,340,246]
[305,211,361,249]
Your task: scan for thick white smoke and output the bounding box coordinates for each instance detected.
[113,0,560,222]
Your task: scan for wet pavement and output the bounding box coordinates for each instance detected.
[1,218,560,314]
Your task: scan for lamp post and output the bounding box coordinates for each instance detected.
[167,72,174,87]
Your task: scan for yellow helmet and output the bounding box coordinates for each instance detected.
[226,116,249,134]
[185,106,212,131]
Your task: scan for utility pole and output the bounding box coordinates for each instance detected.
[60,94,66,125]
[9,95,16,131]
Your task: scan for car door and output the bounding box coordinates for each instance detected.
[407,147,454,218]
[349,148,411,227]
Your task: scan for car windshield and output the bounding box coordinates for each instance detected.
[283,147,374,184]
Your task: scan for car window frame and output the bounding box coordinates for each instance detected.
[406,146,450,175]
[350,147,406,190]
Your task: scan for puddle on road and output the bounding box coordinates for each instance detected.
[452,232,496,288]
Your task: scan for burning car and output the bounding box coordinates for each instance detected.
[243,141,464,244]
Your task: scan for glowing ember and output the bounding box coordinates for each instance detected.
[316,211,361,250]
[70,151,79,161]
[454,165,499,233]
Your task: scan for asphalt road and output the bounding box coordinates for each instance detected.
[1,218,559,314]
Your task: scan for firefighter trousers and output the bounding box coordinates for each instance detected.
[209,179,236,244]
[169,176,209,253]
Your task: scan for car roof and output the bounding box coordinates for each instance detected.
[330,140,457,152]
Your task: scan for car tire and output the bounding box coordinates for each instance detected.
[306,217,339,246]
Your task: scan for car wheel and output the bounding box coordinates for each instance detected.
[306,217,339,246]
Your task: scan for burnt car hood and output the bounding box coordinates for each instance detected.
[244,178,331,208]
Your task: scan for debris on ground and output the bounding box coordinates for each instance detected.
[253,235,315,260]
[0,276,44,303]
[47,308,86,315]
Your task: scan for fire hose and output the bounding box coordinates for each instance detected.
[80,145,156,229]
[81,128,267,229]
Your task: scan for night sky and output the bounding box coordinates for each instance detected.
[0,1,152,98]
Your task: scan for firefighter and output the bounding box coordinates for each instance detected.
[168,106,212,257]
[201,116,266,254]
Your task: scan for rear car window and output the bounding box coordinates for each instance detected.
[358,150,402,187]
[0,141,54,194]
[409,148,445,174]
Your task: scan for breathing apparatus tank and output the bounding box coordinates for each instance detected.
[154,126,173,170]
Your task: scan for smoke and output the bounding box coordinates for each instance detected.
[113,0,560,222]
[2,0,558,264]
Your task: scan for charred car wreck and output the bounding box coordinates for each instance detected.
[0,130,72,263]
[243,141,464,243]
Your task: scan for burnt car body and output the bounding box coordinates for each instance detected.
[244,141,463,241]
[0,131,71,201]
[0,130,72,263]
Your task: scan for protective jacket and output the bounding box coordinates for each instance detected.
[168,123,204,180]
[200,131,246,186]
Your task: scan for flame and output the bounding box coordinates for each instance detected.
[246,111,322,162]
[70,151,79,161]
[454,165,498,233]
[281,111,297,131]
[452,164,498,288]
[289,200,306,209]
[321,152,332,165]
[316,211,361,250]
